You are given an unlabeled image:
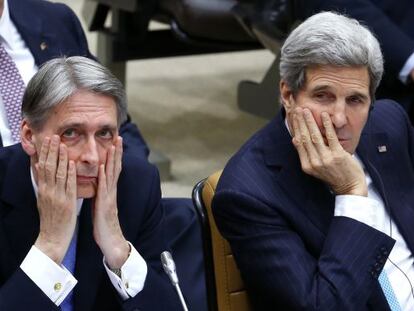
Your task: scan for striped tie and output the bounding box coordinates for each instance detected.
[0,44,25,143]
[378,270,402,311]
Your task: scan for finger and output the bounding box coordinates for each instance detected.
[55,144,68,190]
[45,135,60,184]
[303,108,328,155]
[321,112,342,151]
[98,163,107,194]
[292,114,311,170]
[37,137,51,184]
[296,109,320,162]
[105,145,115,187]
[113,137,123,183]
[66,160,77,199]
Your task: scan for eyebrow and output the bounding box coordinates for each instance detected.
[57,123,118,133]
[311,85,370,101]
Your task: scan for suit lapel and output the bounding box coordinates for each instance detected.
[9,0,58,66]
[0,145,38,268]
[358,130,414,254]
[74,199,104,311]
[263,112,335,235]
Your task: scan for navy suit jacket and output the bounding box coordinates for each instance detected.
[295,0,414,113]
[0,144,180,310]
[6,0,149,158]
[213,100,414,310]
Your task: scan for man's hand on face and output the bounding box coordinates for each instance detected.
[34,135,77,264]
[292,107,368,196]
[92,136,129,269]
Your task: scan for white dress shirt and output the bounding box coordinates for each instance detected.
[19,168,148,306]
[335,155,414,310]
[400,53,414,84]
[0,0,37,146]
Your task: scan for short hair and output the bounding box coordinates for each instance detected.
[22,56,127,130]
[279,11,384,99]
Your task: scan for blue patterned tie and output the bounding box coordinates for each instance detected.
[378,270,402,311]
[60,223,78,311]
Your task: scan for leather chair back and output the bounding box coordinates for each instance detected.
[192,171,252,311]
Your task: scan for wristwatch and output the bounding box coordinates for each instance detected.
[109,243,131,278]
[110,268,122,278]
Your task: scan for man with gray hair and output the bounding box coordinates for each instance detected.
[213,11,414,310]
[0,56,180,310]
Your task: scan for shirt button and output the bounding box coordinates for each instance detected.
[125,281,129,289]
[54,282,62,291]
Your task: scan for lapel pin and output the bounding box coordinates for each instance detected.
[40,42,47,51]
[377,145,387,153]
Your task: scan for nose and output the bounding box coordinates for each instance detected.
[79,137,100,165]
[330,101,347,128]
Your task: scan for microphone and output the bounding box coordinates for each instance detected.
[161,251,189,311]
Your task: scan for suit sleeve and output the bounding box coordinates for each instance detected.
[296,0,414,77]
[0,268,59,310]
[0,203,58,310]
[213,191,395,310]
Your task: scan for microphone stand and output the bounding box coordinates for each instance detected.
[161,251,189,311]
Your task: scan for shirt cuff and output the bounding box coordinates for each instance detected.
[20,246,77,306]
[335,195,382,229]
[103,242,147,300]
[399,52,414,84]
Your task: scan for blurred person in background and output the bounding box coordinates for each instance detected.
[0,0,149,157]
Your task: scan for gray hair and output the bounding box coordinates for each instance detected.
[279,11,383,99]
[22,56,127,130]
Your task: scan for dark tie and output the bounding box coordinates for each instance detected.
[60,223,78,311]
[0,44,25,143]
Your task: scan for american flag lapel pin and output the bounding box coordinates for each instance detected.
[40,42,47,51]
[377,145,387,153]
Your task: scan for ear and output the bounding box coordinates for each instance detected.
[20,119,37,156]
[280,80,295,113]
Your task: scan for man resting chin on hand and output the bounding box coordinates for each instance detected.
[0,56,180,311]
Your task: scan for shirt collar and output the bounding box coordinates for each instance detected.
[0,0,13,48]
[30,166,84,215]
[284,116,292,136]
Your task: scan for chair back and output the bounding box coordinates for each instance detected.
[192,171,252,311]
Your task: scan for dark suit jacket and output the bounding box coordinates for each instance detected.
[0,144,180,311]
[6,0,149,158]
[295,0,414,115]
[213,99,414,310]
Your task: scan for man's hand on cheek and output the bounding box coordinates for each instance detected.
[292,108,367,196]
[34,135,77,264]
[92,136,129,269]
